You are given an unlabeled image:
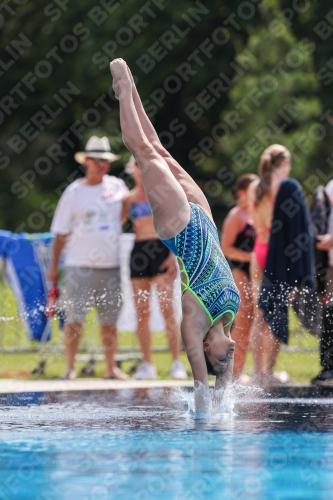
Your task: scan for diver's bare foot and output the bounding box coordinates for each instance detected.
[125,64,143,106]
[126,63,135,86]
[109,58,131,97]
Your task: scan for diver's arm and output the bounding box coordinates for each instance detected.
[181,319,209,382]
[181,319,211,413]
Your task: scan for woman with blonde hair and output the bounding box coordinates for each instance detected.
[221,174,257,382]
[248,144,291,384]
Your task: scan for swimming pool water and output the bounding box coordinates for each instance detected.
[1,388,333,500]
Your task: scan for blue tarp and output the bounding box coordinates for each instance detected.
[0,230,54,342]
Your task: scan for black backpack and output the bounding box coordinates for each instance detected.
[310,185,331,294]
[293,185,331,336]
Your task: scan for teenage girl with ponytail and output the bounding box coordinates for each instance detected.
[248,144,291,384]
[221,174,257,383]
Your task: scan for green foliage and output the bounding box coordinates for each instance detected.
[0,0,331,231]
[282,0,333,188]
[219,1,321,184]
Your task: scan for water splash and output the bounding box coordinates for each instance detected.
[171,382,266,418]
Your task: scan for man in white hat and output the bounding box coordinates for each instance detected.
[48,136,129,380]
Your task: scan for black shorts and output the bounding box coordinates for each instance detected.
[130,239,170,278]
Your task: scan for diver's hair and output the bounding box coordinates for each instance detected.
[204,351,218,376]
[255,144,290,206]
[125,155,137,175]
[231,173,258,201]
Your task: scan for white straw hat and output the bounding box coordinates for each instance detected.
[74,136,119,164]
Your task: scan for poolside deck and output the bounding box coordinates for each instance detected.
[0,378,194,394]
[0,378,333,397]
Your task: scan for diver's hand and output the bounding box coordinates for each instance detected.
[316,234,333,251]
[194,380,212,414]
[159,252,177,280]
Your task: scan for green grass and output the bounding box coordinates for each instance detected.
[0,279,321,382]
[0,279,191,379]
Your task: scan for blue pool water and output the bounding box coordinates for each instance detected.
[1,388,333,499]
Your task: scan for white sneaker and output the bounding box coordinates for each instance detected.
[170,360,188,379]
[237,373,252,385]
[272,371,293,384]
[134,362,157,380]
[61,369,76,380]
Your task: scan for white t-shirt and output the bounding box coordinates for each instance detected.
[51,175,129,268]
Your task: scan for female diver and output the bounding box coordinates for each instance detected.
[110,59,240,408]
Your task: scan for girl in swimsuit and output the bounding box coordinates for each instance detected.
[247,144,291,384]
[221,174,257,382]
[124,157,188,380]
[110,59,240,409]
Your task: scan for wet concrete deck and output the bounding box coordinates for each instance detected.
[0,378,194,394]
[0,378,333,396]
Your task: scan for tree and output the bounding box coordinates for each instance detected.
[0,0,260,230]
[218,0,321,195]
[1,0,324,231]
[283,0,333,189]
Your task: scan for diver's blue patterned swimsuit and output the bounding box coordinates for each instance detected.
[162,203,240,326]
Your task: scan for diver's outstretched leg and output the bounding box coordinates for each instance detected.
[126,65,213,221]
[110,58,190,240]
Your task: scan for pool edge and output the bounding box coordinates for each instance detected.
[0,378,333,397]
